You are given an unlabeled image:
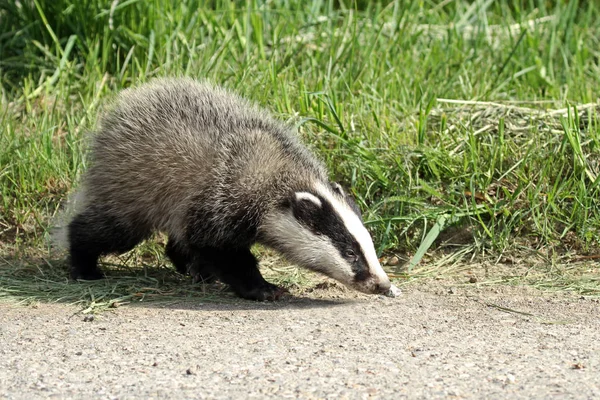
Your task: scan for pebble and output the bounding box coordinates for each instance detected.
[386,256,400,266]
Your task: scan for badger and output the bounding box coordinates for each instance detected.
[63,78,391,301]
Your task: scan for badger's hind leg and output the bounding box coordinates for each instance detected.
[165,239,216,283]
[68,206,149,280]
[194,246,286,301]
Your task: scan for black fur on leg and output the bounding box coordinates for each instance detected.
[192,246,286,301]
[166,239,216,283]
[165,239,191,275]
[68,207,149,280]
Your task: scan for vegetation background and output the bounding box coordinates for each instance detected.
[1,0,598,308]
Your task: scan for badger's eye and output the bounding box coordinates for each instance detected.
[345,249,357,261]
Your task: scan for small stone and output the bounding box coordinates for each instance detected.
[186,368,195,375]
[387,256,400,266]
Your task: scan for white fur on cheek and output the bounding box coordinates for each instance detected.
[260,211,354,285]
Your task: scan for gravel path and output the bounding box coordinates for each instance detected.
[1,285,599,399]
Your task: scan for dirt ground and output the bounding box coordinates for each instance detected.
[1,283,599,399]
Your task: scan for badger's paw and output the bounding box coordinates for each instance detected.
[190,271,217,284]
[71,267,105,281]
[236,282,289,302]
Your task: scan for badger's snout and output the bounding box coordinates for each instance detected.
[375,280,392,293]
[353,273,392,294]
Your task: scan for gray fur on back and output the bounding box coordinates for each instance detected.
[80,78,328,247]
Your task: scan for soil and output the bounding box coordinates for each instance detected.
[1,283,599,399]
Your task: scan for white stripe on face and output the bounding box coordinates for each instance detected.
[314,182,390,286]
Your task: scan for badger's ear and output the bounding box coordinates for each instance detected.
[294,192,322,207]
[290,191,323,222]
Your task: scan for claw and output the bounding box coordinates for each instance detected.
[264,285,289,301]
[237,283,288,301]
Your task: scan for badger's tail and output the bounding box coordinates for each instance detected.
[49,188,87,251]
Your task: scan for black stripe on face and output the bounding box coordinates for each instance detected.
[291,192,370,281]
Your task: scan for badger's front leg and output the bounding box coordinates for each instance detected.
[166,239,216,283]
[193,246,286,301]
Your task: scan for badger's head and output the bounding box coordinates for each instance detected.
[260,181,391,294]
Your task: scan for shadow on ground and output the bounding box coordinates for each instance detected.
[0,254,355,313]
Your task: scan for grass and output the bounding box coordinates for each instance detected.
[0,256,231,312]
[1,0,599,310]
